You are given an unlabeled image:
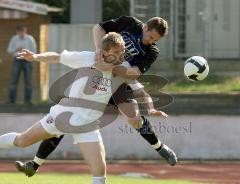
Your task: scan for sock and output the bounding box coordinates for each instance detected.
[0,132,19,148]
[92,177,106,184]
[32,156,45,170]
[36,135,64,159]
[136,116,163,151]
[154,140,163,152]
[31,135,64,170]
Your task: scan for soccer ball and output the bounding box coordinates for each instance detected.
[184,56,209,81]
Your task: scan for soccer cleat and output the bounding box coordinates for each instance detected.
[14,161,37,177]
[158,144,177,166]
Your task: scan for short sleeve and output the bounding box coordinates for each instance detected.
[99,16,137,33]
[60,50,95,68]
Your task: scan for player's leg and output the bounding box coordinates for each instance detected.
[118,102,177,165]
[0,121,53,149]
[15,135,64,177]
[74,130,106,184]
[14,114,65,177]
[113,84,177,166]
[78,142,106,183]
[34,135,64,166]
[137,116,177,166]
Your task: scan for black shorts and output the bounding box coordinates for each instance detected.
[108,83,135,106]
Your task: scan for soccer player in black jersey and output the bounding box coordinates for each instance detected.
[15,16,177,177]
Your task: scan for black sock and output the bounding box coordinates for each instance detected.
[32,161,40,170]
[136,116,162,151]
[156,144,163,152]
[36,135,64,160]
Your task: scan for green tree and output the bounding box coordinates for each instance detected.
[27,0,130,23]
[26,0,70,23]
[103,0,130,21]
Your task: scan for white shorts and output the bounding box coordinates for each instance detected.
[40,114,103,144]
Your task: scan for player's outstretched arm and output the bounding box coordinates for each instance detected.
[17,49,60,64]
[93,24,106,62]
[133,88,168,118]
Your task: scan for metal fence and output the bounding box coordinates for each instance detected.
[131,0,174,60]
[130,0,240,59]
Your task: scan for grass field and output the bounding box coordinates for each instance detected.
[0,173,196,184]
[144,75,240,93]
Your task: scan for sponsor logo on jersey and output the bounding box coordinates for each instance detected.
[92,76,112,87]
[92,84,107,92]
[120,32,145,61]
[91,75,111,92]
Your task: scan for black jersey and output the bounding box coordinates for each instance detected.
[99,16,159,74]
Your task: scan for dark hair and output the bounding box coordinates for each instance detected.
[146,17,168,37]
[16,25,27,31]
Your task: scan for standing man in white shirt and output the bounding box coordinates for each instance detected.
[7,25,37,104]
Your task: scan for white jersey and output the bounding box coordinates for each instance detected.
[50,50,143,129]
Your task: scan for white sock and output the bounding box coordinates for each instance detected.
[92,176,106,184]
[33,156,45,166]
[0,132,19,148]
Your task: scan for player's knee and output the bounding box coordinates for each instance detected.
[14,134,32,147]
[128,116,143,129]
[120,100,139,119]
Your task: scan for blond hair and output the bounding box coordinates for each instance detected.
[101,32,125,51]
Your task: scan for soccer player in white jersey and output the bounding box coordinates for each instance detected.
[0,32,166,184]
[0,33,167,184]
[14,16,177,178]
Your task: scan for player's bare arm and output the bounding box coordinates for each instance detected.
[93,24,106,62]
[17,49,60,64]
[133,88,168,117]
